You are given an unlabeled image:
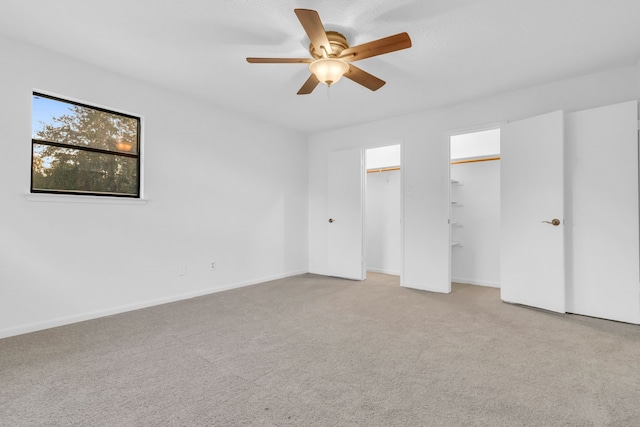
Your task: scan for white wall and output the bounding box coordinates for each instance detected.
[308,64,639,292]
[450,129,500,160]
[366,145,401,169]
[450,160,500,287]
[0,36,308,338]
[366,170,401,275]
[637,58,640,94]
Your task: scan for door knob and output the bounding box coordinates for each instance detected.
[328,218,335,223]
[542,218,561,226]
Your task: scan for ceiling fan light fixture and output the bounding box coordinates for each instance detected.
[247,9,412,94]
[309,58,349,86]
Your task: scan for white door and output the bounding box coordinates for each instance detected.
[328,148,365,280]
[500,110,565,313]
[566,101,640,323]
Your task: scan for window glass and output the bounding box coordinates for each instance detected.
[31,93,140,197]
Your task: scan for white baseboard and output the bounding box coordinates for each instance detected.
[451,277,500,288]
[0,269,308,340]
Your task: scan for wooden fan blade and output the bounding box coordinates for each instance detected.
[246,57,312,64]
[294,9,333,55]
[340,32,412,62]
[297,74,320,95]
[344,64,386,91]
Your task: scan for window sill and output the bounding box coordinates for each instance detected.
[24,193,148,205]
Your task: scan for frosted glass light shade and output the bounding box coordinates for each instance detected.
[309,58,349,86]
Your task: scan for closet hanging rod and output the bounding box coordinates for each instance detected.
[367,166,401,174]
[450,156,500,165]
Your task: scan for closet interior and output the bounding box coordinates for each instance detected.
[365,144,401,277]
[450,128,501,288]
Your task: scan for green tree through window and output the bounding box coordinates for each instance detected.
[32,93,140,197]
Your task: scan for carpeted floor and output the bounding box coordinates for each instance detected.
[1,273,640,426]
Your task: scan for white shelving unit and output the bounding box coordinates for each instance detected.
[450,179,463,247]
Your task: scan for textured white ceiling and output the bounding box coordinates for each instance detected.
[2,0,640,134]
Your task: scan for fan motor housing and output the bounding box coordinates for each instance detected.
[309,31,349,58]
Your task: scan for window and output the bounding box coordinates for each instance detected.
[31,93,141,198]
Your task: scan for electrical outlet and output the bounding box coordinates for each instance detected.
[178,264,187,276]
[210,261,216,271]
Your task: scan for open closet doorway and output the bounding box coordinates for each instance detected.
[449,128,501,289]
[365,144,402,279]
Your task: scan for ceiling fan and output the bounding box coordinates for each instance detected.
[246,9,412,95]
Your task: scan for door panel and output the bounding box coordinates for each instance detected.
[501,111,565,313]
[566,101,640,323]
[328,149,365,280]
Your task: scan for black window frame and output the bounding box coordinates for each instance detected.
[31,92,142,198]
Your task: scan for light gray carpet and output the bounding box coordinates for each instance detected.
[2,273,640,426]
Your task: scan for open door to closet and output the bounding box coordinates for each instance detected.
[500,111,565,313]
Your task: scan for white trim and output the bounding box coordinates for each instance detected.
[360,148,366,280]
[0,269,308,339]
[399,140,405,288]
[446,133,453,293]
